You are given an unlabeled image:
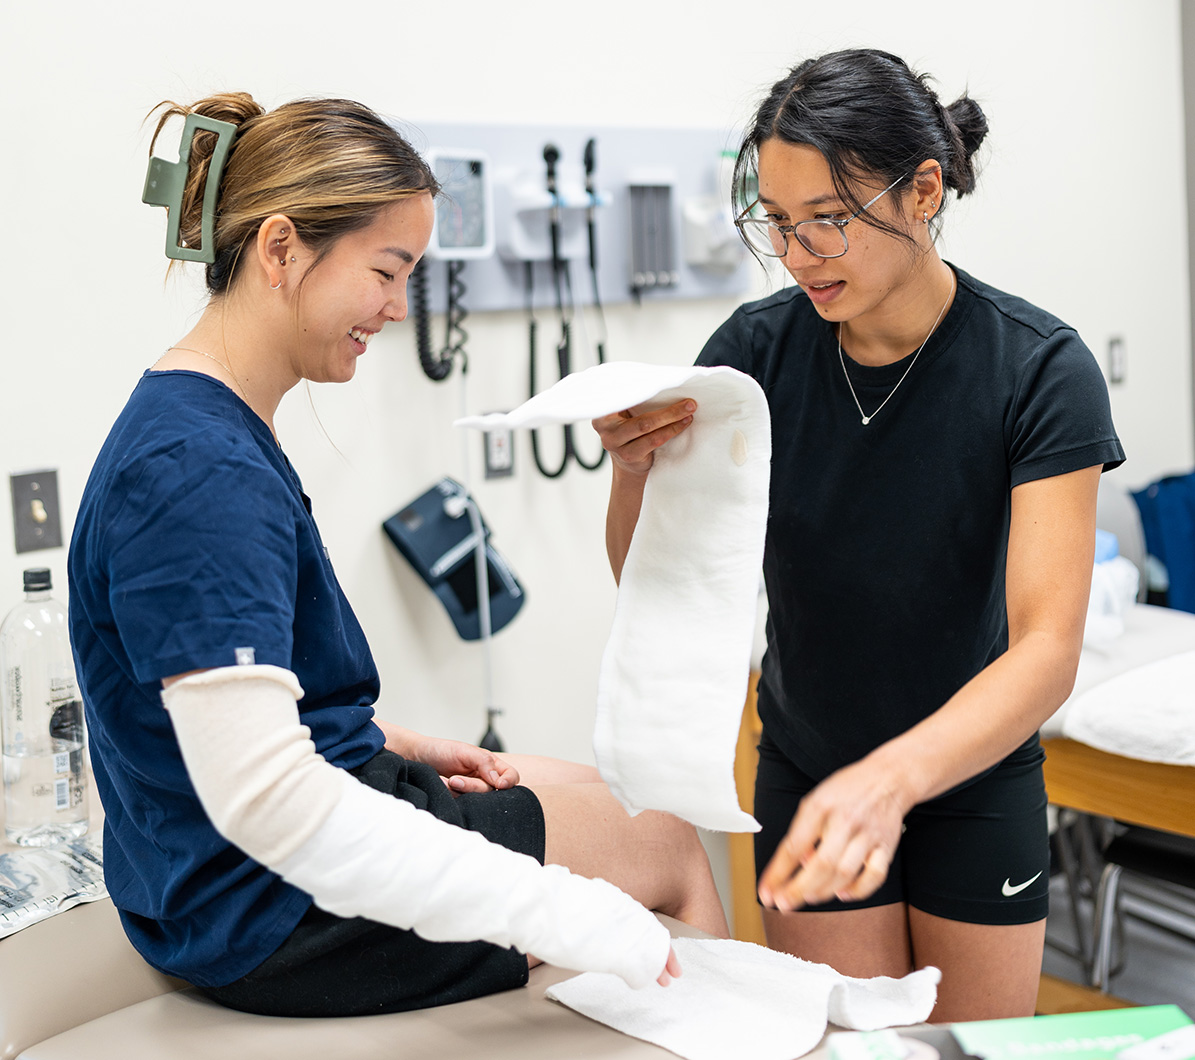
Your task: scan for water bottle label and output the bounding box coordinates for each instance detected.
[54,778,70,811]
[52,752,69,775]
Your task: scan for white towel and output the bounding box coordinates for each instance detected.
[1062,649,1195,765]
[457,362,770,832]
[545,936,941,1060]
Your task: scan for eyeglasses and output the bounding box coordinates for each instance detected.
[734,173,907,260]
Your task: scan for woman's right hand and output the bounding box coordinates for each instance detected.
[592,399,697,476]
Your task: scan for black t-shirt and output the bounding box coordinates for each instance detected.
[697,266,1125,781]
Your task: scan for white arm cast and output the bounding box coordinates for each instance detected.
[161,665,671,988]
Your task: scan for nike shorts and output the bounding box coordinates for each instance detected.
[753,731,1050,924]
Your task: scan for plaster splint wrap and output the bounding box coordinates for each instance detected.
[163,664,672,988]
[546,936,941,1060]
[458,362,770,832]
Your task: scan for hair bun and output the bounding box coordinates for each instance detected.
[188,91,266,128]
[945,96,989,162]
[934,95,987,197]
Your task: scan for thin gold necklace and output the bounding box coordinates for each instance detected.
[837,271,956,426]
[162,345,249,403]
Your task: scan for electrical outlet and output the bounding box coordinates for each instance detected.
[483,425,514,479]
[10,470,63,553]
[1108,336,1126,384]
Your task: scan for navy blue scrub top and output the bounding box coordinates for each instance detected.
[68,370,385,987]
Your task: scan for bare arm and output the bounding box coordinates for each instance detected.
[758,464,1102,910]
[593,399,696,584]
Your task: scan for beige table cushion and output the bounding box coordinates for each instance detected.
[21,916,708,1060]
[0,895,185,1060]
[0,784,186,1060]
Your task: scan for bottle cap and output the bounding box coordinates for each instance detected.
[23,568,51,592]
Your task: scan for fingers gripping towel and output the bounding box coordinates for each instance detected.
[457,362,770,832]
[545,937,941,1060]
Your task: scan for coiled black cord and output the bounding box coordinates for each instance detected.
[411,258,453,381]
[443,260,469,373]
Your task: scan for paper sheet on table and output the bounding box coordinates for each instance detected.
[546,936,941,1060]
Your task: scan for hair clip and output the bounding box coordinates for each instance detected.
[142,112,237,263]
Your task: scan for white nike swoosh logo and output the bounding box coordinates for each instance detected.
[1002,871,1043,897]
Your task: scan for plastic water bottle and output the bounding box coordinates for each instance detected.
[0,568,89,845]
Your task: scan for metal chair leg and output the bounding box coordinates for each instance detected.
[1092,862,1123,990]
[1055,811,1093,975]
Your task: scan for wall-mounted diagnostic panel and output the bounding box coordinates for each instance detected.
[396,121,753,314]
[426,149,495,261]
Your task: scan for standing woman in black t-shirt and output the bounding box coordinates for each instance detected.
[596,49,1122,1021]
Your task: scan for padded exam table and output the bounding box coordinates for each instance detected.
[2,874,712,1060]
[1040,603,1195,840]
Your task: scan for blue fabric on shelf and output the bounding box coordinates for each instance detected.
[1133,472,1195,613]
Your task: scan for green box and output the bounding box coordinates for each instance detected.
[951,1005,1193,1060]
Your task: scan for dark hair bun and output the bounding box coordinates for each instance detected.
[942,95,989,195]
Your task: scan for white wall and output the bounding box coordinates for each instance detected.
[2,0,1191,768]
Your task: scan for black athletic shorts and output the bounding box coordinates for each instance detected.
[753,730,1049,925]
[200,748,546,1017]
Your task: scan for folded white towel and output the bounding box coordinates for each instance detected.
[1062,649,1195,765]
[458,362,770,832]
[545,936,941,1060]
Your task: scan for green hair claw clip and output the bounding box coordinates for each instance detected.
[142,112,236,263]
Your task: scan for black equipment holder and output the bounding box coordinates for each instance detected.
[383,478,525,641]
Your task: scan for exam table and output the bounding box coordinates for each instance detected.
[10,910,709,1060]
[1039,602,1195,838]
[1,767,726,1060]
[0,825,712,1060]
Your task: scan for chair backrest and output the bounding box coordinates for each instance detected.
[1096,476,1148,602]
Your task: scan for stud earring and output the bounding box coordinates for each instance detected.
[924,212,929,225]
[291,256,296,263]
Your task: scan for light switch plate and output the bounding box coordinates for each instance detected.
[11,470,63,553]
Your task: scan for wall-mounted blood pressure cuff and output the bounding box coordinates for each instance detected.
[161,664,671,988]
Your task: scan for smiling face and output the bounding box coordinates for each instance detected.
[287,193,434,383]
[756,139,930,329]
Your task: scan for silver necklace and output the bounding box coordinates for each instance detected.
[837,271,956,426]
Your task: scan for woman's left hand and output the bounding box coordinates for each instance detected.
[414,736,520,793]
[376,721,519,793]
[757,757,908,911]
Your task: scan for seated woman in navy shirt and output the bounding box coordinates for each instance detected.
[68,92,726,1018]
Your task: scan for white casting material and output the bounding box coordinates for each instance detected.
[163,664,671,988]
[546,936,941,1060]
[458,362,770,832]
